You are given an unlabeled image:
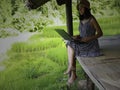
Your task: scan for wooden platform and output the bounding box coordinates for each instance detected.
[77,35,120,90]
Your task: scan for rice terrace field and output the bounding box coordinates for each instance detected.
[0,16,120,90]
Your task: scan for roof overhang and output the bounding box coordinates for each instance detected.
[26,0,65,9]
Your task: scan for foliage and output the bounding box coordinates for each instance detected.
[0,0,66,33]
[0,28,20,38]
[0,30,70,90]
[0,0,120,35]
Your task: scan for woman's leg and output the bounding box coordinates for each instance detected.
[68,69,77,84]
[65,45,77,84]
[64,45,77,84]
[64,45,76,74]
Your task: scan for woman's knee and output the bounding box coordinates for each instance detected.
[68,45,73,50]
[68,45,74,53]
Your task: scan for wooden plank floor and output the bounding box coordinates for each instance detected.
[77,35,120,90]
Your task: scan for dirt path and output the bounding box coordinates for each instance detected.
[0,32,35,71]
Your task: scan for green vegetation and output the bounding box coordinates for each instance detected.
[0,0,120,37]
[0,0,120,89]
[98,16,120,35]
[0,26,84,90]
[0,16,120,90]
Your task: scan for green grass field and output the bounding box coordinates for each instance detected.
[0,16,120,90]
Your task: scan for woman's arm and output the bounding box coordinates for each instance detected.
[81,16,103,42]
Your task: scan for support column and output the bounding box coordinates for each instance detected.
[65,0,73,36]
[86,73,95,90]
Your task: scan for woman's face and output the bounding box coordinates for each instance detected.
[79,6,85,15]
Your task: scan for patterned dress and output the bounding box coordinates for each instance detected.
[67,17,101,57]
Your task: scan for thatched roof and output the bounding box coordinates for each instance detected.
[26,0,51,9]
[36,0,51,6]
[26,0,65,9]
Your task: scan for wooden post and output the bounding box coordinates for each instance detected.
[85,72,95,90]
[65,0,73,36]
[65,0,73,89]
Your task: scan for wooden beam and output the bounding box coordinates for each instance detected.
[65,0,73,36]
[56,0,65,5]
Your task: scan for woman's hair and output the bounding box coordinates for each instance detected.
[77,3,92,20]
[79,7,92,20]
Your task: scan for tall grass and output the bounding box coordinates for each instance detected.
[97,15,120,35]
[11,38,62,53]
[0,16,120,90]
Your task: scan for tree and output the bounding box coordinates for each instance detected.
[0,0,119,33]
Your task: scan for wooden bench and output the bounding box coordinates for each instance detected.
[77,35,120,90]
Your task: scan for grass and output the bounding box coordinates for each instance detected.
[98,15,120,36]
[0,16,120,90]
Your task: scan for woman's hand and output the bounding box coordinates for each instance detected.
[72,35,81,41]
[72,35,80,39]
[80,37,91,42]
[73,35,92,42]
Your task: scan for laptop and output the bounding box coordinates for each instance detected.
[55,29,74,41]
[55,29,85,43]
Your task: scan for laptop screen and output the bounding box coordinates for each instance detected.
[55,29,73,41]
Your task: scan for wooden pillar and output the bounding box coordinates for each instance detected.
[65,0,73,36]
[85,73,95,90]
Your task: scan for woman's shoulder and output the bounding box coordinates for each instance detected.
[90,15,96,21]
[89,15,98,25]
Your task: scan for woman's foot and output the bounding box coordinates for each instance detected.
[67,74,77,85]
[64,66,75,75]
[64,67,71,75]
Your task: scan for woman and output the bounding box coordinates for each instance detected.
[64,0,103,85]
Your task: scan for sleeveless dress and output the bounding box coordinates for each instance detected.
[67,18,101,57]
